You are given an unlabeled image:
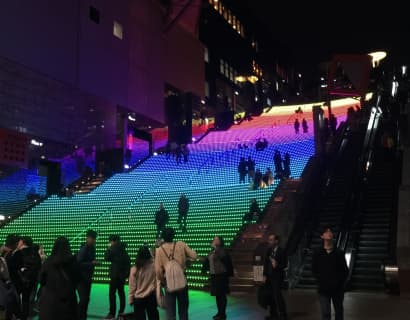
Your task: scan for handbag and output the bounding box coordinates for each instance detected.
[156,280,166,309]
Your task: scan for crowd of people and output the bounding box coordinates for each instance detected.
[237,150,292,192]
[155,194,190,238]
[0,227,235,320]
[165,143,190,164]
[0,222,348,320]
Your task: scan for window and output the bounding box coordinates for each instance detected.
[220,60,224,74]
[224,61,229,78]
[89,6,100,24]
[204,47,209,63]
[113,21,123,39]
[205,82,210,97]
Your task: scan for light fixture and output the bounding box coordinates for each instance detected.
[201,99,206,104]
[368,51,387,68]
[124,164,130,169]
[128,115,136,122]
[0,215,5,221]
[30,139,43,147]
[234,91,239,96]
[235,75,259,84]
[153,152,158,156]
[298,73,302,78]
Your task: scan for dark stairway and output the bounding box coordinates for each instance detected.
[296,132,363,289]
[350,154,397,291]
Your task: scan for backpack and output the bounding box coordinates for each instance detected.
[19,248,41,287]
[161,242,186,292]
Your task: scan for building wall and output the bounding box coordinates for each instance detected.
[0,0,79,85]
[163,24,205,99]
[0,55,116,149]
[128,0,165,123]
[0,0,204,144]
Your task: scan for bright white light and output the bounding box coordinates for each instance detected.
[345,252,352,267]
[153,152,158,156]
[298,73,302,78]
[255,96,258,102]
[128,115,136,122]
[40,155,46,160]
[282,79,285,83]
[201,99,206,104]
[192,137,196,142]
[282,99,286,103]
[124,164,130,169]
[392,81,399,97]
[0,215,5,221]
[402,66,407,76]
[234,91,239,96]
[296,92,300,96]
[365,92,374,101]
[320,77,325,81]
[148,126,151,129]
[267,98,272,105]
[321,84,328,88]
[30,139,43,147]
[368,51,387,67]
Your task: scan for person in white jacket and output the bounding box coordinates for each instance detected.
[128,245,159,320]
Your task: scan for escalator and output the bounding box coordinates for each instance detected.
[296,131,364,289]
[350,152,399,291]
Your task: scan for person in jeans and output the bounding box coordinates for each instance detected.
[76,229,98,320]
[104,235,131,320]
[155,227,197,320]
[201,236,234,320]
[129,245,159,320]
[263,234,288,320]
[312,226,348,320]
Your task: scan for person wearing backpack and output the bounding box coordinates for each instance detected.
[201,236,234,320]
[128,245,159,320]
[38,236,80,320]
[103,235,131,320]
[155,228,197,320]
[9,236,41,320]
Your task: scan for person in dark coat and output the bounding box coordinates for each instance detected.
[202,236,233,320]
[76,229,98,320]
[104,235,131,320]
[39,236,80,320]
[253,169,263,190]
[9,236,41,320]
[302,118,308,133]
[312,226,348,320]
[247,156,255,183]
[294,118,300,134]
[273,150,283,178]
[238,157,248,183]
[263,234,288,320]
[177,194,189,232]
[154,203,169,238]
[243,198,262,224]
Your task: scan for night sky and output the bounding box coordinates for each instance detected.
[241,1,410,67]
